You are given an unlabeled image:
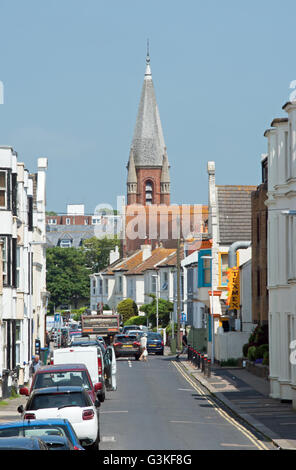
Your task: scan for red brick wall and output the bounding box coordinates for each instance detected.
[136,168,162,205]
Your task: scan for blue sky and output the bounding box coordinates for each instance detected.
[0,0,295,213]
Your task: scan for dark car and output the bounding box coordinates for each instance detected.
[146,332,164,355]
[122,325,142,334]
[113,334,141,360]
[19,363,101,405]
[0,436,48,450]
[0,418,84,450]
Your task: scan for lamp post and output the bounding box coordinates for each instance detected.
[201,255,215,365]
[152,271,159,332]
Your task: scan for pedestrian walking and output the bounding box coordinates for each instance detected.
[139,333,148,361]
[176,330,188,360]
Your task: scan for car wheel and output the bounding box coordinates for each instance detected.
[87,433,100,451]
[99,392,105,403]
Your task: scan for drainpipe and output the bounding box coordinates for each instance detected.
[228,241,251,268]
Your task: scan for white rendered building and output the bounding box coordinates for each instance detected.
[264,106,296,406]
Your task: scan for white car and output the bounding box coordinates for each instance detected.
[17,386,100,450]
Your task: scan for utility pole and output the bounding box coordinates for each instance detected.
[176,216,181,352]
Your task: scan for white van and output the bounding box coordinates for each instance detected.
[53,346,99,386]
[53,345,117,394]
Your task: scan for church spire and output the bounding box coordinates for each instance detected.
[131,44,166,168]
[145,39,152,78]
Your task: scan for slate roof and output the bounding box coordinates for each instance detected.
[216,185,256,245]
[46,225,96,248]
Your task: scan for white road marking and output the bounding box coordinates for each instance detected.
[128,360,132,368]
[101,410,129,414]
[220,443,256,448]
[101,436,116,442]
[178,388,192,391]
[170,420,229,426]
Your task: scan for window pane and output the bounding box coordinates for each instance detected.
[221,254,228,285]
[0,190,5,207]
[0,171,6,188]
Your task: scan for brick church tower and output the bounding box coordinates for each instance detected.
[127,49,170,206]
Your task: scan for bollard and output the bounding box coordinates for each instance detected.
[201,354,205,373]
[197,352,201,369]
[188,346,192,361]
[207,359,211,378]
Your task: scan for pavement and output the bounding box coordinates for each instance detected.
[0,395,27,423]
[171,349,296,450]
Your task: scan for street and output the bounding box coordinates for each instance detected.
[100,354,270,451]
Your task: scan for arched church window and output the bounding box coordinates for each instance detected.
[145,180,153,205]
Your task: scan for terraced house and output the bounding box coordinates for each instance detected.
[0,148,48,398]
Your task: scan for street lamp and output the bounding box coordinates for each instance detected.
[152,271,159,332]
[201,255,215,365]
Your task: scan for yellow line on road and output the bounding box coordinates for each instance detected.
[172,361,269,451]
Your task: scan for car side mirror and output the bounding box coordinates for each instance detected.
[17,405,24,414]
[19,387,29,397]
[94,383,102,392]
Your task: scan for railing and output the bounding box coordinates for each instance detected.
[188,345,211,378]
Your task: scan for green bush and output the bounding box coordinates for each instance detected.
[256,344,269,359]
[247,346,256,361]
[263,351,269,366]
[117,298,138,324]
[243,343,249,358]
[124,315,147,326]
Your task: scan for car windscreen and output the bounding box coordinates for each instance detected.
[147,333,162,340]
[0,424,71,441]
[34,371,92,391]
[29,391,91,410]
[115,335,137,343]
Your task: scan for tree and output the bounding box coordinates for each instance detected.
[117,298,138,324]
[140,295,173,328]
[82,237,120,273]
[46,247,90,313]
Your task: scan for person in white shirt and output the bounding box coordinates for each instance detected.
[139,333,148,361]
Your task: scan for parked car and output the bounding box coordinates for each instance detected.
[122,325,142,334]
[69,330,82,341]
[40,434,76,450]
[146,332,164,355]
[126,330,145,339]
[0,418,84,450]
[17,386,100,450]
[0,436,48,450]
[61,327,71,347]
[19,363,102,405]
[96,336,107,350]
[113,334,141,360]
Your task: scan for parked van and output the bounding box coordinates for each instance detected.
[53,345,117,396]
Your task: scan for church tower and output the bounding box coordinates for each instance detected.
[127,48,170,206]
